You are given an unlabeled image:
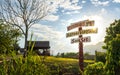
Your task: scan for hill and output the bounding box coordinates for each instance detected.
[84,41,106,55]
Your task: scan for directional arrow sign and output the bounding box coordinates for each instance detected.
[67,20,94,31]
[71,36,91,44]
[66,28,98,37]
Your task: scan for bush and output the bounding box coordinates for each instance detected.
[95,51,106,63]
[46,62,80,75]
[84,62,105,75]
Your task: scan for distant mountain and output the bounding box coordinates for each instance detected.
[84,42,106,55]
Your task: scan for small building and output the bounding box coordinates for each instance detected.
[27,41,50,56]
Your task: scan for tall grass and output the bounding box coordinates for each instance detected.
[0,51,50,75]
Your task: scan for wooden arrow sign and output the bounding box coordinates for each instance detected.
[67,20,94,31]
[71,36,91,44]
[66,28,98,37]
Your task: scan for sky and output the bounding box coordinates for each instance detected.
[19,0,120,55]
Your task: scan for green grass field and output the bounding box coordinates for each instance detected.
[31,56,95,68]
[45,56,94,63]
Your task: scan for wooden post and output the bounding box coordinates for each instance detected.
[78,27,84,72]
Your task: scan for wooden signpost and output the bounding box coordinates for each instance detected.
[71,36,91,44]
[66,19,97,72]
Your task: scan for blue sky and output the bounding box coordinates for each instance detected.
[19,0,120,55]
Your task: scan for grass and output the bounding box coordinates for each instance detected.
[0,55,94,66]
[0,55,95,75]
[0,55,94,64]
[30,56,95,67]
[46,56,78,62]
[45,56,94,64]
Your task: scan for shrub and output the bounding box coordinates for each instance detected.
[95,51,106,63]
[84,62,105,75]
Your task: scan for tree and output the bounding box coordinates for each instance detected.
[64,52,78,58]
[61,53,65,58]
[103,19,120,75]
[0,0,50,57]
[0,19,21,54]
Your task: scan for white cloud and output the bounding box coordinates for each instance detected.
[59,0,82,11]
[66,19,75,25]
[47,0,61,13]
[82,0,86,3]
[29,23,80,55]
[45,0,82,21]
[115,8,120,12]
[71,0,79,4]
[100,8,107,15]
[113,0,120,3]
[42,14,59,21]
[47,0,82,12]
[90,0,110,6]
[65,10,80,14]
[31,24,63,39]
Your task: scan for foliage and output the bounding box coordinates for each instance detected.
[95,51,106,63]
[0,52,50,75]
[0,20,21,54]
[84,62,105,75]
[104,37,120,75]
[103,19,120,75]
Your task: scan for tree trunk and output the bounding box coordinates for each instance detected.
[23,27,28,58]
